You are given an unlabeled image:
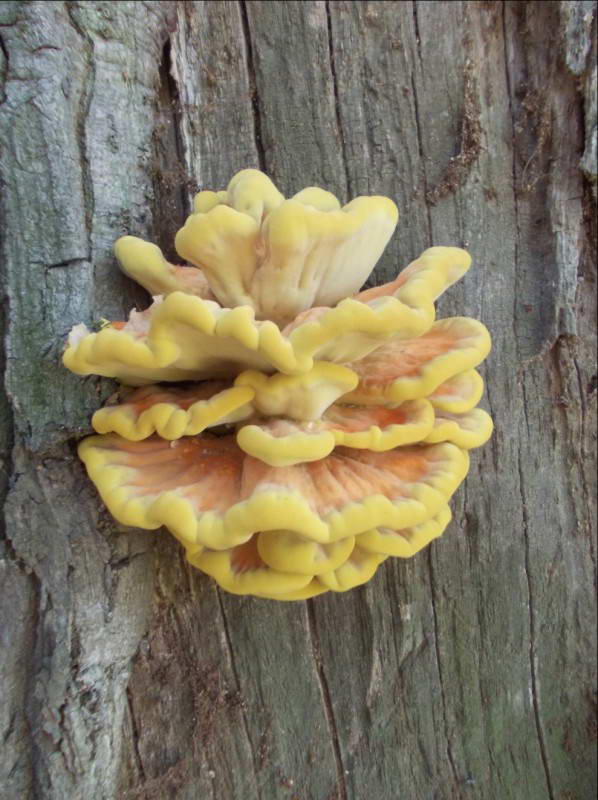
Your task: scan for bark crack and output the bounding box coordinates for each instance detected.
[0,31,8,104]
[571,352,596,572]
[126,687,146,784]
[518,382,556,800]
[160,38,188,216]
[425,57,483,206]
[149,30,192,262]
[501,5,524,365]
[214,589,263,800]
[22,571,42,797]
[325,2,351,199]
[65,3,96,249]
[31,257,90,271]
[306,600,348,800]
[0,188,20,572]
[410,2,433,246]
[427,552,462,795]
[238,1,266,171]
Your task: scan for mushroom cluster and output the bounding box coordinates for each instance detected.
[64,169,492,600]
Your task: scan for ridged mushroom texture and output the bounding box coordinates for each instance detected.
[64,168,493,599]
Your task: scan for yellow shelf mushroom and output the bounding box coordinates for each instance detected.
[92,382,254,441]
[64,168,492,599]
[78,434,469,551]
[63,246,472,385]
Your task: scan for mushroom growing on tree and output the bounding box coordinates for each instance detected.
[65,168,492,599]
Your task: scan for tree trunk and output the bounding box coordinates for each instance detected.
[1,2,596,798]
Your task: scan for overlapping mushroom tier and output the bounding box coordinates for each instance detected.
[64,168,492,599]
[63,245,472,384]
[79,434,466,597]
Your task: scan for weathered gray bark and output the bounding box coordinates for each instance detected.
[0,2,596,799]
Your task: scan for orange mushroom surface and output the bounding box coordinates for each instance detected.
[64,168,492,599]
[78,434,468,548]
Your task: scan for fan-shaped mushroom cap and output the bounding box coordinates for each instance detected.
[187,533,334,599]
[354,245,471,303]
[290,186,341,212]
[356,506,452,557]
[188,535,313,597]
[87,363,358,443]
[78,434,469,550]
[89,380,442,466]
[343,318,491,406]
[92,383,254,441]
[175,168,398,325]
[193,189,229,213]
[424,408,494,449]
[234,362,358,421]
[317,547,387,592]
[63,248,474,385]
[187,537,387,597]
[185,508,454,598]
[114,236,214,299]
[225,168,285,222]
[428,369,485,413]
[90,378,490,464]
[257,530,356,575]
[64,294,306,384]
[236,400,435,466]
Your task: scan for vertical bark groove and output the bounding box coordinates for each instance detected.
[325,2,351,199]
[410,2,433,245]
[66,3,96,243]
[427,552,462,795]
[238,1,266,172]
[517,410,556,800]
[214,590,263,800]
[306,599,348,800]
[501,4,524,367]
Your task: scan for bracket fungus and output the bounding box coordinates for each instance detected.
[65,168,492,600]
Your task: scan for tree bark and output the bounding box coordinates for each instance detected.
[0,2,596,799]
